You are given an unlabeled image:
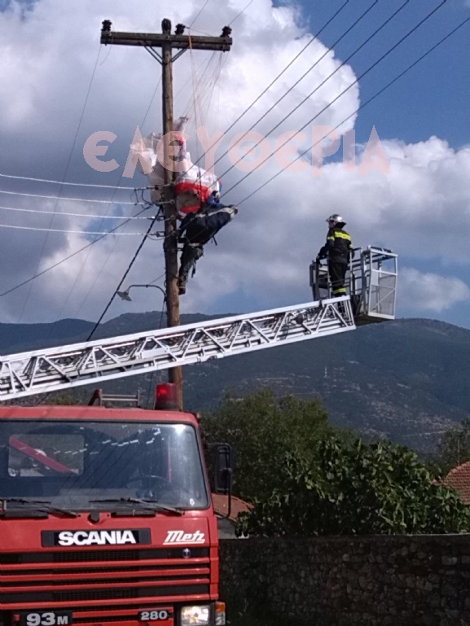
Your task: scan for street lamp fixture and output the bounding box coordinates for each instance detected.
[117,284,166,303]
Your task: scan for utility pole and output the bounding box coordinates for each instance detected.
[100,18,232,409]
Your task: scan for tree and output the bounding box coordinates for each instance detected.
[236,436,470,536]
[434,419,470,476]
[201,390,346,501]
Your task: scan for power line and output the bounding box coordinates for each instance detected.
[189,0,211,28]
[138,74,163,136]
[4,35,163,340]
[71,75,166,321]
[208,0,378,182]
[239,7,469,206]
[223,0,447,198]
[0,172,146,191]
[228,0,254,27]
[0,188,141,205]
[180,0,351,177]
[219,0,410,183]
[17,45,104,324]
[0,204,151,220]
[49,71,164,327]
[0,223,150,235]
[0,205,150,298]
[86,216,162,340]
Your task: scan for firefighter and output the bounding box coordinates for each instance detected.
[316,214,354,297]
[177,197,238,295]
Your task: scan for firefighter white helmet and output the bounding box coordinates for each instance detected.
[326,214,344,224]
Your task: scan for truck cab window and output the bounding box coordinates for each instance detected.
[0,421,208,510]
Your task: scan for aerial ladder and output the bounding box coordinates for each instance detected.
[0,247,397,401]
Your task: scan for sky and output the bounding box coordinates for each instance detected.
[0,0,470,334]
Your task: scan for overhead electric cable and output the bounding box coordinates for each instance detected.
[218,0,411,181]
[238,6,468,206]
[86,216,162,341]
[0,206,150,298]
[0,188,141,205]
[223,0,447,198]
[50,72,164,327]
[189,0,211,28]
[0,223,150,236]
[139,75,163,136]
[0,204,150,219]
[182,0,351,174]
[72,74,165,321]
[228,0,254,26]
[17,46,104,323]
[0,172,146,190]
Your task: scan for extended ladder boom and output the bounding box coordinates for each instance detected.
[0,297,354,401]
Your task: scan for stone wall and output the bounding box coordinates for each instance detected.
[219,535,470,626]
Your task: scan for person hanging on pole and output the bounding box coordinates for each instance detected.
[177,192,238,295]
[316,214,354,297]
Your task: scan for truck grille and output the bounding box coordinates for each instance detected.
[0,548,211,607]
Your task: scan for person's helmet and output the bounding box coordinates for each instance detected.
[326,214,345,225]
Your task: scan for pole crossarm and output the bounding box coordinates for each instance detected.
[101,30,232,53]
[0,298,354,401]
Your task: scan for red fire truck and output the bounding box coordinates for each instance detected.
[0,384,231,626]
[0,246,397,626]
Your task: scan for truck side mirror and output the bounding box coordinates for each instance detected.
[214,444,233,495]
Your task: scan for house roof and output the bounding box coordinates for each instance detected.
[443,461,470,504]
[211,494,252,522]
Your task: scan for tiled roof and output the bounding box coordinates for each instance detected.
[443,461,470,505]
[211,493,252,522]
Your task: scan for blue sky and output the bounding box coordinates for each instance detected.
[273,0,470,329]
[0,0,469,331]
[301,0,470,148]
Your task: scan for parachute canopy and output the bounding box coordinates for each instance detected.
[131,117,220,215]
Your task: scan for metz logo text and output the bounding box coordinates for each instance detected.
[164,530,205,544]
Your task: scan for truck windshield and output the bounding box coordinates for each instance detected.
[0,421,208,510]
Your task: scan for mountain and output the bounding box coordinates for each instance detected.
[1,313,469,452]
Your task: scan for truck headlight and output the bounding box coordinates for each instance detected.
[180,605,210,626]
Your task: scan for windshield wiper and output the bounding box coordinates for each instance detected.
[90,498,183,516]
[1,498,79,518]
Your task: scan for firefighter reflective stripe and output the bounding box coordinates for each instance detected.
[333,287,347,294]
[327,236,335,241]
[334,231,351,240]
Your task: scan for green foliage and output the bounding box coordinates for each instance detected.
[236,436,470,537]
[201,390,343,501]
[434,419,470,476]
[44,393,79,406]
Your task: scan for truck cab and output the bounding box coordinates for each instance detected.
[0,387,227,626]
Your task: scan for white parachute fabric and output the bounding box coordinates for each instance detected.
[174,151,219,214]
[130,117,219,213]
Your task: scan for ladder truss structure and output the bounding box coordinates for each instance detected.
[0,298,354,401]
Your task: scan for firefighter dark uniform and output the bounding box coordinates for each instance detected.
[317,214,353,297]
[177,200,237,295]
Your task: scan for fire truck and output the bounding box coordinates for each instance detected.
[0,247,397,626]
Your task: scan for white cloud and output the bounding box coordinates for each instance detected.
[0,0,359,323]
[399,268,470,313]
[0,0,469,327]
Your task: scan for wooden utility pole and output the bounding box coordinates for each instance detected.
[100,18,232,409]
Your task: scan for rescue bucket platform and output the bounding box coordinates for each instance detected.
[309,246,398,325]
